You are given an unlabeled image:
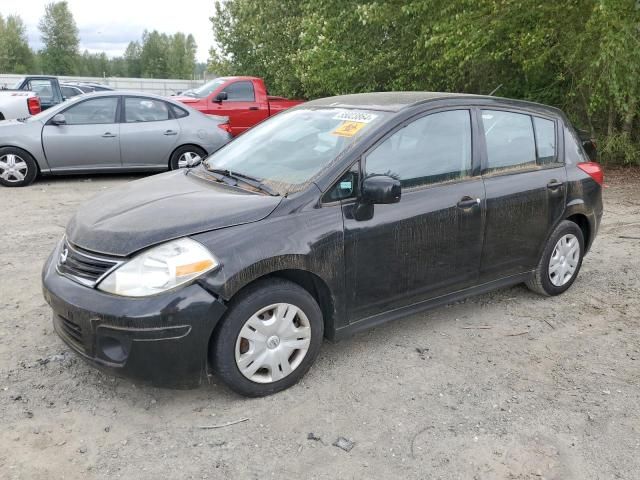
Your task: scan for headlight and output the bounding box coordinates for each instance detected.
[98,238,218,297]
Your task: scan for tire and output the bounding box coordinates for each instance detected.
[211,278,324,397]
[0,147,38,187]
[169,145,206,170]
[526,220,585,296]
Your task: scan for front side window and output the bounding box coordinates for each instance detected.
[482,110,536,172]
[204,108,387,194]
[365,110,472,188]
[224,81,255,102]
[63,97,118,125]
[533,117,557,164]
[125,97,170,122]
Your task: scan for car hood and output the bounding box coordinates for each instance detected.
[66,170,282,256]
[173,96,201,104]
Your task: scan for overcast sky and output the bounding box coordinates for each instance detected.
[2,0,216,62]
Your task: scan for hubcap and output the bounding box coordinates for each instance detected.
[177,151,202,168]
[548,233,580,286]
[0,154,28,183]
[235,303,312,384]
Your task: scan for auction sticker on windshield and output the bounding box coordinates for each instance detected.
[332,121,368,137]
[332,111,378,123]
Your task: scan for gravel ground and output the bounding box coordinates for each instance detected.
[1,169,639,480]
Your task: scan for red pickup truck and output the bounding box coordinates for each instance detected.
[174,76,303,136]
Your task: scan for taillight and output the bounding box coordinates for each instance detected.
[27,96,41,115]
[217,122,232,134]
[577,161,604,185]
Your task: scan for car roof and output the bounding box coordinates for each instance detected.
[304,91,563,116]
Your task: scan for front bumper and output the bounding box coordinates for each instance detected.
[41,242,227,389]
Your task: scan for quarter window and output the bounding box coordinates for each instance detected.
[63,97,118,125]
[533,117,557,164]
[125,97,170,122]
[171,104,189,118]
[224,81,255,102]
[365,110,472,188]
[481,110,536,172]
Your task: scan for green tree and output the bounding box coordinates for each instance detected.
[38,1,79,75]
[140,30,170,78]
[124,41,142,77]
[0,14,34,73]
[167,33,198,79]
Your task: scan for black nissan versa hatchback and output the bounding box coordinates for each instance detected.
[42,92,604,396]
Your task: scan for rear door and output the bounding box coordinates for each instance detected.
[342,108,485,322]
[478,109,566,281]
[42,96,121,170]
[119,96,181,167]
[208,80,269,135]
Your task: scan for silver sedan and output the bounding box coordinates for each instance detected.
[0,91,231,187]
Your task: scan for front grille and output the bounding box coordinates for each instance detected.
[58,314,84,350]
[57,240,123,287]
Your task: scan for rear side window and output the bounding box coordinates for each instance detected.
[564,126,589,165]
[366,109,472,188]
[533,117,557,164]
[171,104,189,118]
[125,97,170,122]
[224,81,255,102]
[482,110,536,172]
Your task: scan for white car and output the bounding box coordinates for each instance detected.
[0,90,41,121]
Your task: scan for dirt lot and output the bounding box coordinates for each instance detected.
[1,169,639,479]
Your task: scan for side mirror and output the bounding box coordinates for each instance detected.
[361,175,401,204]
[214,91,228,102]
[51,113,66,125]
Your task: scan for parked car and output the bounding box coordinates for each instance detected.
[0,76,64,120]
[174,76,303,136]
[0,91,230,187]
[63,82,115,93]
[60,83,86,99]
[42,92,603,396]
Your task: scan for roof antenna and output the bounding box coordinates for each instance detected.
[488,84,503,96]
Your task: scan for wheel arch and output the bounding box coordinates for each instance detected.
[209,268,336,344]
[565,213,591,252]
[0,145,41,175]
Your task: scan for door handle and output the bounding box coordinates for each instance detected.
[457,197,481,209]
[164,130,178,136]
[248,106,259,111]
[102,132,116,138]
[547,180,563,189]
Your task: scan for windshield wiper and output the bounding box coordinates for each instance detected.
[206,168,280,196]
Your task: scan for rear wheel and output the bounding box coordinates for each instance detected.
[526,220,584,296]
[211,278,324,397]
[0,147,38,187]
[169,145,206,170]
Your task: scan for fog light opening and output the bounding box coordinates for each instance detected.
[99,336,129,363]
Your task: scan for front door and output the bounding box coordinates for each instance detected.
[42,96,121,170]
[207,80,269,135]
[342,109,485,323]
[478,109,567,281]
[119,96,180,167]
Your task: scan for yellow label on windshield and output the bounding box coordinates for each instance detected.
[331,121,367,137]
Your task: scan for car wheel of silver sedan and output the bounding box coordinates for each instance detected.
[0,147,38,187]
[211,278,324,397]
[169,145,207,170]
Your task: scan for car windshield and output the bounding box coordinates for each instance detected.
[186,78,228,98]
[203,107,387,194]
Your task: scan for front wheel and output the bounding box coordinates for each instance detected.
[526,220,585,296]
[0,147,38,187]
[211,278,324,397]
